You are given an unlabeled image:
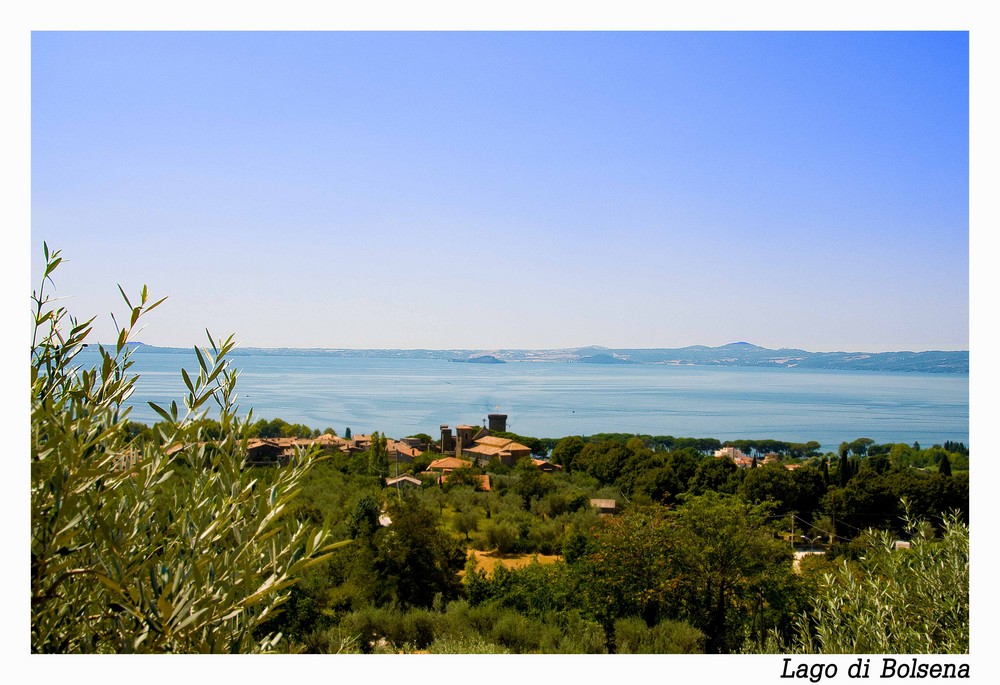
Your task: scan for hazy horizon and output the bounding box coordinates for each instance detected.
[117,340,969,354]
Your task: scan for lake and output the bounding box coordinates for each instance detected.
[88,348,969,453]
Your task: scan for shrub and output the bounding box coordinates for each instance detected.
[490,611,542,653]
[427,635,510,654]
[485,518,522,554]
[525,518,562,554]
[784,511,969,654]
[614,617,707,654]
[336,605,437,652]
[539,610,607,654]
[30,246,342,653]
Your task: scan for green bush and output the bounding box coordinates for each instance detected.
[484,518,522,554]
[539,610,607,654]
[298,625,359,654]
[30,246,343,653]
[526,518,563,555]
[337,605,438,652]
[614,617,707,654]
[427,634,510,654]
[784,511,969,654]
[490,611,542,653]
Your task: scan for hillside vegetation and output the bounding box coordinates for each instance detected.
[31,248,969,654]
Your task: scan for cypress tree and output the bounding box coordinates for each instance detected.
[838,442,850,487]
[939,453,953,477]
[369,431,389,480]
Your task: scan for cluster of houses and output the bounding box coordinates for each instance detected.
[385,414,564,493]
[165,412,620,514]
[239,412,564,481]
[242,432,423,467]
[714,446,800,470]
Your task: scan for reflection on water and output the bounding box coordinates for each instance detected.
[90,349,968,452]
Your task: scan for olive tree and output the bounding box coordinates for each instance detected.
[783,510,968,654]
[31,245,345,653]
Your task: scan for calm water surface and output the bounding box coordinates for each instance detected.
[94,349,968,453]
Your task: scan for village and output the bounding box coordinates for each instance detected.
[230,412,807,521]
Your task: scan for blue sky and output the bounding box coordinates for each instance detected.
[30,31,969,352]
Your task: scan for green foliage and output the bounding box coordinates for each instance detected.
[36,246,964,654]
[484,517,523,555]
[443,465,486,491]
[689,455,740,495]
[337,605,437,653]
[667,493,794,654]
[847,437,875,457]
[427,633,511,654]
[783,512,968,654]
[452,509,480,540]
[574,507,678,640]
[410,450,436,474]
[287,461,354,531]
[465,558,577,619]
[367,431,389,480]
[838,443,852,487]
[562,525,596,563]
[347,493,382,542]
[551,435,585,471]
[573,439,632,484]
[248,417,315,439]
[510,460,555,506]
[372,496,466,608]
[829,469,967,537]
[613,616,707,654]
[427,600,604,654]
[739,462,797,513]
[30,247,343,653]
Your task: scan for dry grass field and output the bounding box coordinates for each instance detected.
[464,549,561,576]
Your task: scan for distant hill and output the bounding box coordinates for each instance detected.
[126,342,968,373]
[578,353,635,365]
[451,355,506,364]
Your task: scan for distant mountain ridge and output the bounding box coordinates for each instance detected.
[125,341,968,373]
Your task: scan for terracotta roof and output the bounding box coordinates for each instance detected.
[312,433,346,445]
[427,457,473,470]
[475,436,512,448]
[394,443,423,458]
[247,438,283,449]
[468,436,531,452]
[464,443,505,457]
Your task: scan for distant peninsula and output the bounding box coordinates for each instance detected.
[450,355,506,364]
[124,341,968,373]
